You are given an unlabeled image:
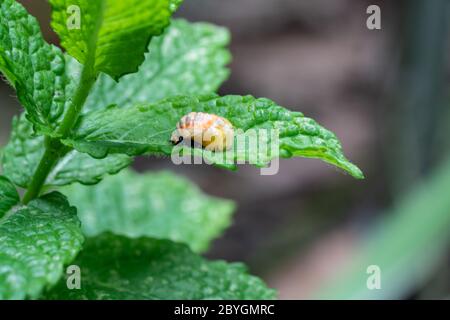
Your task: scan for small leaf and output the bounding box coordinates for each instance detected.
[49,0,172,79]
[0,0,70,133]
[61,168,235,253]
[75,19,231,113]
[64,94,364,179]
[0,192,84,299]
[1,114,131,188]
[43,233,276,300]
[0,175,19,219]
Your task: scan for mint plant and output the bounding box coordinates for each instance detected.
[0,0,363,299]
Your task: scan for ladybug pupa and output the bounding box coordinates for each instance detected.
[171,112,234,152]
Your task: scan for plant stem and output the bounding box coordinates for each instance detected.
[22,62,97,204]
[56,65,97,137]
[22,137,63,204]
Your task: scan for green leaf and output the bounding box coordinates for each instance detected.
[0,0,69,133]
[64,94,364,179]
[79,19,231,113]
[0,176,19,219]
[1,114,132,188]
[0,192,84,299]
[49,0,172,79]
[43,233,276,299]
[61,168,235,253]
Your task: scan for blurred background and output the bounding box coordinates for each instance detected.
[2,0,449,299]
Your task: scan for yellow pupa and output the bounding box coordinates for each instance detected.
[171,112,234,151]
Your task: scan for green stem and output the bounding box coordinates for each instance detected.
[22,137,63,204]
[57,62,97,137]
[22,63,97,204]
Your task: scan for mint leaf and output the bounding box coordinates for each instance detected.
[49,0,172,79]
[81,19,231,113]
[0,192,84,299]
[1,115,131,188]
[62,169,235,253]
[0,0,69,133]
[0,176,19,219]
[64,94,364,179]
[43,234,276,299]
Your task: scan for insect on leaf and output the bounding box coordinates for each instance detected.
[63,94,364,179]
